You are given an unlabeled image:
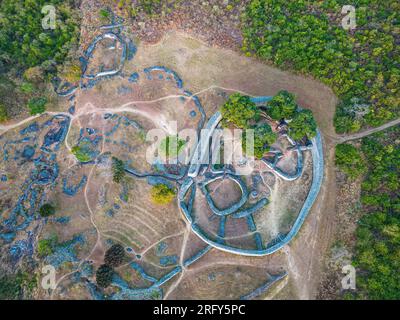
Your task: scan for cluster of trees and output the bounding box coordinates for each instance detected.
[96,244,126,288]
[335,143,366,179]
[355,128,400,299]
[341,127,399,299]
[112,157,126,183]
[242,0,400,133]
[0,0,80,72]
[113,0,182,18]
[267,91,317,140]
[0,0,80,118]
[0,271,37,300]
[221,91,317,159]
[150,183,176,205]
[37,236,58,258]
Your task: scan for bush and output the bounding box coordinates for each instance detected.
[60,63,81,83]
[96,264,114,288]
[335,143,366,179]
[104,244,125,267]
[27,97,47,115]
[221,93,259,128]
[112,157,126,183]
[0,275,20,299]
[37,238,55,257]
[39,203,56,217]
[71,146,92,163]
[151,184,176,205]
[242,0,400,132]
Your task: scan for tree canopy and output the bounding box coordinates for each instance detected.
[288,109,317,141]
[96,264,114,288]
[335,143,366,179]
[104,244,125,267]
[244,123,277,159]
[242,0,400,133]
[268,90,298,121]
[221,93,259,129]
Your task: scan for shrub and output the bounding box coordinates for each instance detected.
[60,63,81,83]
[96,264,114,288]
[71,146,92,163]
[27,97,47,115]
[104,244,125,267]
[151,184,176,205]
[39,203,56,217]
[20,82,35,94]
[335,143,366,179]
[243,123,277,159]
[37,238,55,257]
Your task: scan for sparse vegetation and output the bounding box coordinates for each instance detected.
[150,184,176,205]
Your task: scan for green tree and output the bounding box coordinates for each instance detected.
[268,90,298,120]
[244,123,277,159]
[39,203,56,217]
[96,264,114,288]
[37,238,55,257]
[150,184,176,205]
[112,157,126,183]
[221,93,259,128]
[335,143,366,179]
[288,109,317,140]
[104,244,125,267]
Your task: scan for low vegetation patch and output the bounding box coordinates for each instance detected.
[151,184,176,205]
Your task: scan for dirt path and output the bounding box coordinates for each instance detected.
[337,118,400,142]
